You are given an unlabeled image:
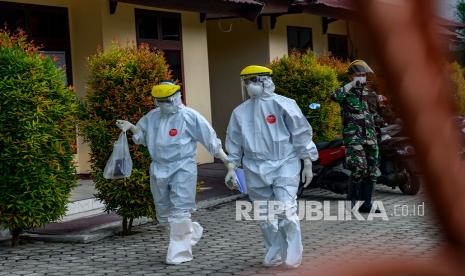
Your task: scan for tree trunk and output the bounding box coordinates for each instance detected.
[122,217,128,236]
[128,218,134,233]
[11,228,21,247]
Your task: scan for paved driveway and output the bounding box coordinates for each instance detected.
[0,186,442,276]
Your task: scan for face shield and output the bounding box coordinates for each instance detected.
[155,91,182,114]
[240,75,268,100]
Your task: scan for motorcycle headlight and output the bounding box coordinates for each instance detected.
[396,145,415,156]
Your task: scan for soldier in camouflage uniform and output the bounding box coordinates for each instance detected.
[331,60,381,213]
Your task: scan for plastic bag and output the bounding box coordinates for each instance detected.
[103,131,133,179]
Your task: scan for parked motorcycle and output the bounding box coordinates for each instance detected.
[297,137,351,197]
[378,125,421,195]
[297,104,421,197]
[297,104,351,197]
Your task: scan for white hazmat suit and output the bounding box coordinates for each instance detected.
[226,76,317,268]
[117,91,226,265]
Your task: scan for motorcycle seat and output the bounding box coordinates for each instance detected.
[316,139,344,150]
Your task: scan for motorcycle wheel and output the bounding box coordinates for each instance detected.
[399,166,420,195]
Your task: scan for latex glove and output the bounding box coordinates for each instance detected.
[342,78,365,92]
[353,76,367,86]
[224,162,238,190]
[342,81,354,92]
[381,134,392,142]
[116,120,137,132]
[301,158,313,188]
[215,149,228,164]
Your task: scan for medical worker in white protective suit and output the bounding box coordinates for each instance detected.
[116,81,235,265]
[225,65,318,268]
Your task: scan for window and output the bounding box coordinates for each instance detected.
[328,34,349,60]
[0,1,73,84]
[287,26,313,53]
[164,50,182,83]
[160,16,181,41]
[135,9,183,85]
[136,12,158,39]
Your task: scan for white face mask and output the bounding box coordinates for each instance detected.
[246,82,264,98]
[159,102,178,114]
[353,76,367,86]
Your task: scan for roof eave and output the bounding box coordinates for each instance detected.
[114,0,264,21]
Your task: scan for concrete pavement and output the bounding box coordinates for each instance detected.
[2,163,240,243]
[0,186,443,276]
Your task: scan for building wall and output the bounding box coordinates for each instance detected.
[3,0,103,173]
[181,12,213,163]
[207,18,271,142]
[328,19,348,35]
[100,2,137,48]
[4,0,214,172]
[269,13,348,61]
[68,0,105,173]
[98,4,215,166]
[207,15,349,142]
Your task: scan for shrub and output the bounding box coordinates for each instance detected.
[448,62,465,116]
[0,30,78,245]
[79,42,170,234]
[317,55,350,84]
[271,50,342,142]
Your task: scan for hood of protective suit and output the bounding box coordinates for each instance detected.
[246,76,275,99]
[157,92,183,114]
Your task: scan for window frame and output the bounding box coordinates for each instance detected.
[327,33,349,60]
[0,1,73,84]
[287,26,313,54]
[135,8,185,98]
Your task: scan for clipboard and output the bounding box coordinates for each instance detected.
[235,168,247,194]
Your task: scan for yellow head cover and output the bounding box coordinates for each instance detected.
[240,65,273,77]
[151,82,181,99]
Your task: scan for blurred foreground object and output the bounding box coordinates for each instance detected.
[320,0,465,275]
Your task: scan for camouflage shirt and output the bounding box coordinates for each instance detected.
[331,85,380,146]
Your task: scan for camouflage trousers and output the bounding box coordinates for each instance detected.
[345,143,380,183]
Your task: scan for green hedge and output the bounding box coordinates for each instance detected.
[271,51,342,142]
[0,30,78,245]
[317,55,350,84]
[449,61,465,116]
[79,42,170,234]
